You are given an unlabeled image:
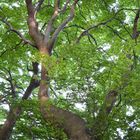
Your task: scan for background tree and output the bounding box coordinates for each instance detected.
[0,0,140,140]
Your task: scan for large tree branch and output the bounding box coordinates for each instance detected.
[92,90,118,140]
[0,18,36,48]
[25,0,43,47]
[37,1,90,139]
[77,8,138,43]
[59,0,70,13]
[0,62,39,140]
[132,8,140,40]
[92,52,136,139]
[44,0,60,43]
[47,0,79,53]
[35,0,45,12]
[5,69,16,98]
[40,102,91,140]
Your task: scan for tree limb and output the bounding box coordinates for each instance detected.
[77,8,138,43]
[47,0,79,53]
[92,90,118,139]
[132,8,140,40]
[5,69,16,98]
[0,62,39,140]
[40,103,91,140]
[25,0,43,47]
[0,41,22,57]
[44,0,60,43]
[0,18,36,48]
[59,0,70,13]
[35,0,45,12]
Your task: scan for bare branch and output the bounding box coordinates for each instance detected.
[35,0,45,12]
[92,90,118,139]
[65,24,85,30]
[44,0,60,43]
[77,18,114,43]
[22,62,39,99]
[5,70,16,98]
[76,30,98,45]
[0,62,39,139]
[0,18,36,48]
[77,8,138,43]
[87,33,98,45]
[0,41,22,57]
[114,18,132,38]
[25,0,43,47]
[132,8,140,40]
[106,25,127,41]
[59,0,70,13]
[48,0,79,53]
[104,90,118,114]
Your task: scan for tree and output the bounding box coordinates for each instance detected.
[0,0,140,139]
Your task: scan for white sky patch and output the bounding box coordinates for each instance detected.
[56,89,73,98]
[1,104,10,111]
[136,128,140,131]
[19,29,26,35]
[109,0,119,12]
[0,119,6,125]
[18,68,23,75]
[124,15,131,24]
[102,43,111,51]
[27,51,32,57]
[88,77,96,87]
[38,64,41,71]
[129,121,136,127]
[99,67,105,73]
[0,3,9,7]
[124,11,133,25]
[51,80,55,85]
[18,92,25,97]
[0,77,5,82]
[29,71,33,77]
[75,103,86,111]
[94,112,98,117]
[107,55,118,61]
[83,85,88,89]
[19,60,23,65]
[11,2,20,8]
[126,106,135,116]
[117,128,126,139]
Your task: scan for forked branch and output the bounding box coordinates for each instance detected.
[0,18,36,48]
[47,0,79,53]
[44,0,60,42]
[25,0,43,47]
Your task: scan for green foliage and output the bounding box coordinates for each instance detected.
[0,0,140,140]
[11,99,68,140]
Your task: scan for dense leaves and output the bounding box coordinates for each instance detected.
[0,0,140,139]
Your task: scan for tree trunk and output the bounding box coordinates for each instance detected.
[37,46,91,139]
[0,73,39,140]
[39,97,91,140]
[0,108,21,140]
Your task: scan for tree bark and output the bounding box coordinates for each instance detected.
[0,108,21,140]
[25,0,91,139]
[0,63,39,140]
[92,90,118,140]
[37,46,91,139]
